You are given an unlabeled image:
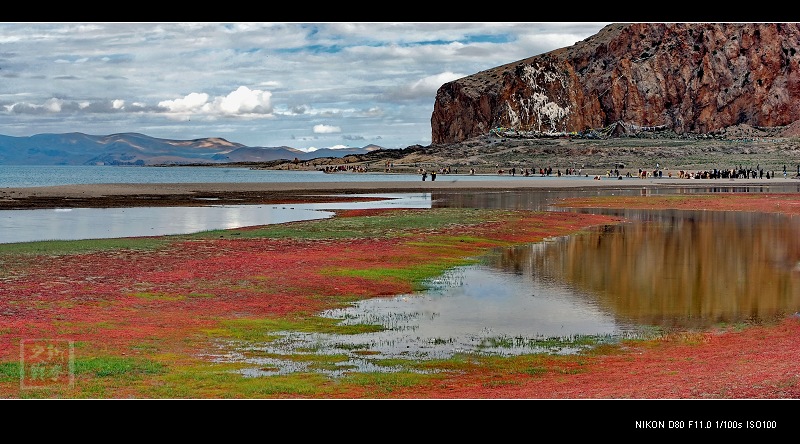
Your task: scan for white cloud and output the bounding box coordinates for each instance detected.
[157,86,273,117]
[411,72,465,95]
[43,98,63,113]
[295,143,352,153]
[385,72,465,101]
[158,92,210,113]
[213,86,272,115]
[313,124,341,134]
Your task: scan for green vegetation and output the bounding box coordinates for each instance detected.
[0,237,167,256]
[323,260,476,292]
[206,316,385,343]
[185,208,493,240]
[74,356,164,378]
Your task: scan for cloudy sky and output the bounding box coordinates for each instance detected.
[0,22,609,152]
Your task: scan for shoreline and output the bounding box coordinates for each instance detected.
[2,176,800,209]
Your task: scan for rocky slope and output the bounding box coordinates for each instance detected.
[268,122,800,177]
[431,23,800,144]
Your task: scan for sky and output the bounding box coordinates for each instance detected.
[0,22,610,152]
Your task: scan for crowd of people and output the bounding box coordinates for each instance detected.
[611,164,799,180]
[411,162,800,181]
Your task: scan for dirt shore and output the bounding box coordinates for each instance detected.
[2,176,800,209]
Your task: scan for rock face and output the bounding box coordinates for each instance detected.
[431,23,800,144]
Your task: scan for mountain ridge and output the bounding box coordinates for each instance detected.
[0,132,383,165]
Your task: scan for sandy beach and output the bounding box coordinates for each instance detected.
[2,175,800,209]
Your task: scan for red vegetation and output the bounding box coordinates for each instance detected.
[1,193,798,399]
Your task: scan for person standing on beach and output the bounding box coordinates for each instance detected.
[422,169,427,181]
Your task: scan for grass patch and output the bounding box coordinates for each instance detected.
[75,356,165,377]
[340,371,436,395]
[237,373,343,397]
[0,362,20,382]
[323,260,474,292]
[184,208,497,240]
[475,334,619,355]
[523,366,549,376]
[0,237,167,256]
[133,360,348,398]
[206,316,384,343]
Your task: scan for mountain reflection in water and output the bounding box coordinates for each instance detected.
[492,208,800,329]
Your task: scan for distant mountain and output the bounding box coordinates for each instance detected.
[0,132,384,166]
[219,145,384,163]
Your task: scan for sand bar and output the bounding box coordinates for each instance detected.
[1,176,799,209]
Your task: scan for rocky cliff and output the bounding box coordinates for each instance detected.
[431,23,800,144]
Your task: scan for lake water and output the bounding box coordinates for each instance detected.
[6,178,799,244]
[0,193,433,244]
[0,164,561,188]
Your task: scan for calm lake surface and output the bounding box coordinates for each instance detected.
[0,193,433,244]
[0,164,559,187]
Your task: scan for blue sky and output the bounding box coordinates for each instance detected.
[0,22,608,152]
